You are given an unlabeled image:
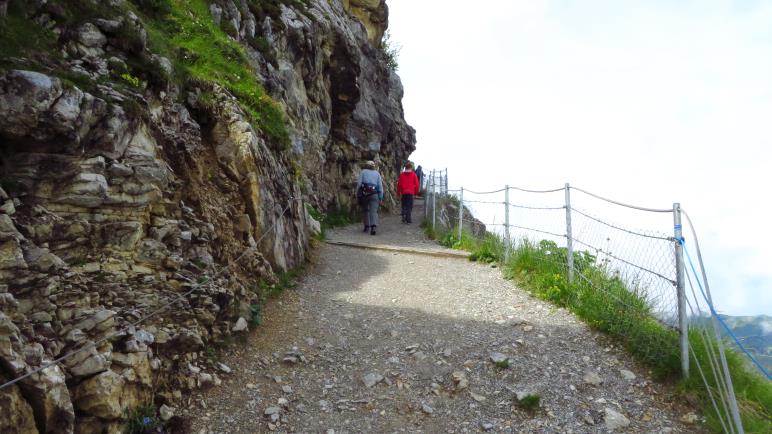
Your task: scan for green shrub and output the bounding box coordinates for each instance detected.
[249,303,262,326]
[306,205,354,239]
[0,1,56,68]
[494,359,511,369]
[125,404,161,434]
[469,233,504,263]
[120,72,141,88]
[380,30,400,72]
[516,393,541,411]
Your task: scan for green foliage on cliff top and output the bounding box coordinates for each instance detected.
[0,0,291,149]
[138,0,290,148]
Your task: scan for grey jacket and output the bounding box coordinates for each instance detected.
[357,169,384,200]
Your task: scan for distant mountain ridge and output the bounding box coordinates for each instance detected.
[718,315,771,374]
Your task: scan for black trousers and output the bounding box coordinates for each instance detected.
[401,194,414,223]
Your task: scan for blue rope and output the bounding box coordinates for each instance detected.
[678,238,772,380]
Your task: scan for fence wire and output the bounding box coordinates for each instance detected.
[422,170,753,433]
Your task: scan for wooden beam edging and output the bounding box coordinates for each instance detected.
[323,240,471,260]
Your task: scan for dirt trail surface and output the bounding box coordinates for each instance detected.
[188,203,702,433]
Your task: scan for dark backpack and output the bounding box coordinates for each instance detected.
[358,184,377,198]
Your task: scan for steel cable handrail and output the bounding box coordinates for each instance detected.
[571,237,676,285]
[509,203,566,211]
[572,208,673,241]
[464,199,505,205]
[508,224,566,239]
[509,186,566,194]
[463,188,507,195]
[571,186,673,213]
[0,198,303,392]
[685,275,736,433]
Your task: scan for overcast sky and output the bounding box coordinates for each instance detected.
[387,0,772,316]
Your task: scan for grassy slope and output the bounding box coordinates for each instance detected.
[426,218,772,433]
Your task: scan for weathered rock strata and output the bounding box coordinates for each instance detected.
[0,0,414,432]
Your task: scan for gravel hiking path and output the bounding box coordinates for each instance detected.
[189,201,703,434]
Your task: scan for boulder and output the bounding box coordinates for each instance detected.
[61,345,109,379]
[77,23,107,48]
[72,370,125,419]
[18,364,75,434]
[112,352,153,387]
[604,408,631,431]
[0,379,38,434]
[22,246,65,272]
[0,239,27,270]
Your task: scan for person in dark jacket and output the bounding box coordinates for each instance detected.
[397,162,420,224]
[415,165,424,194]
[356,160,384,235]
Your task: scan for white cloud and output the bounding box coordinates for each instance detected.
[388,0,772,315]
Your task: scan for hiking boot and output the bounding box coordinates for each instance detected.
[370,226,376,235]
[363,225,369,232]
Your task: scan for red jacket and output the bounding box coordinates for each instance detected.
[397,171,420,195]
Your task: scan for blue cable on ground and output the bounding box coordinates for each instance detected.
[679,238,772,380]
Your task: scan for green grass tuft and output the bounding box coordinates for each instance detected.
[249,303,262,326]
[494,359,511,369]
[0,2,57,67]
[306,204,354,240]
[125,403,161,434]
[516,393,541,411]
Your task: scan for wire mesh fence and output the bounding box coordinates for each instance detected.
[421,169,767,433]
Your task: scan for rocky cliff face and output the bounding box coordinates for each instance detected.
[0,0,415,432]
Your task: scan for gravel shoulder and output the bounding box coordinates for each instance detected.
[188,205,704,433]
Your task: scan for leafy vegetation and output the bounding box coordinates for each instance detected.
[247,266,302,326]
[494,359,511,369]
[516,393,541,411]
[0,1,57,68]
[139,0,290,148]
[125,404,161,434]
[306,204,355,240]
[380,30,400,72]
[424,217,772,432]
[249,303,262,326]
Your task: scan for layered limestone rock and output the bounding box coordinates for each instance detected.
[0,0,414,432]
[343,0,389,45]
[216,0,414,208]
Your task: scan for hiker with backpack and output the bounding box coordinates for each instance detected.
[356,160,384,235]
[397,161,420,224]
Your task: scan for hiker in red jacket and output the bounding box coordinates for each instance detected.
[397,162,420,224]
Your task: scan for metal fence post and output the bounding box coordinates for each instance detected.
[673,203,689,379]
[421,172,429,224]
[432,171,436,228]
[504,185,510,261]
[565,183,575,282]
[458,187,464,240]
